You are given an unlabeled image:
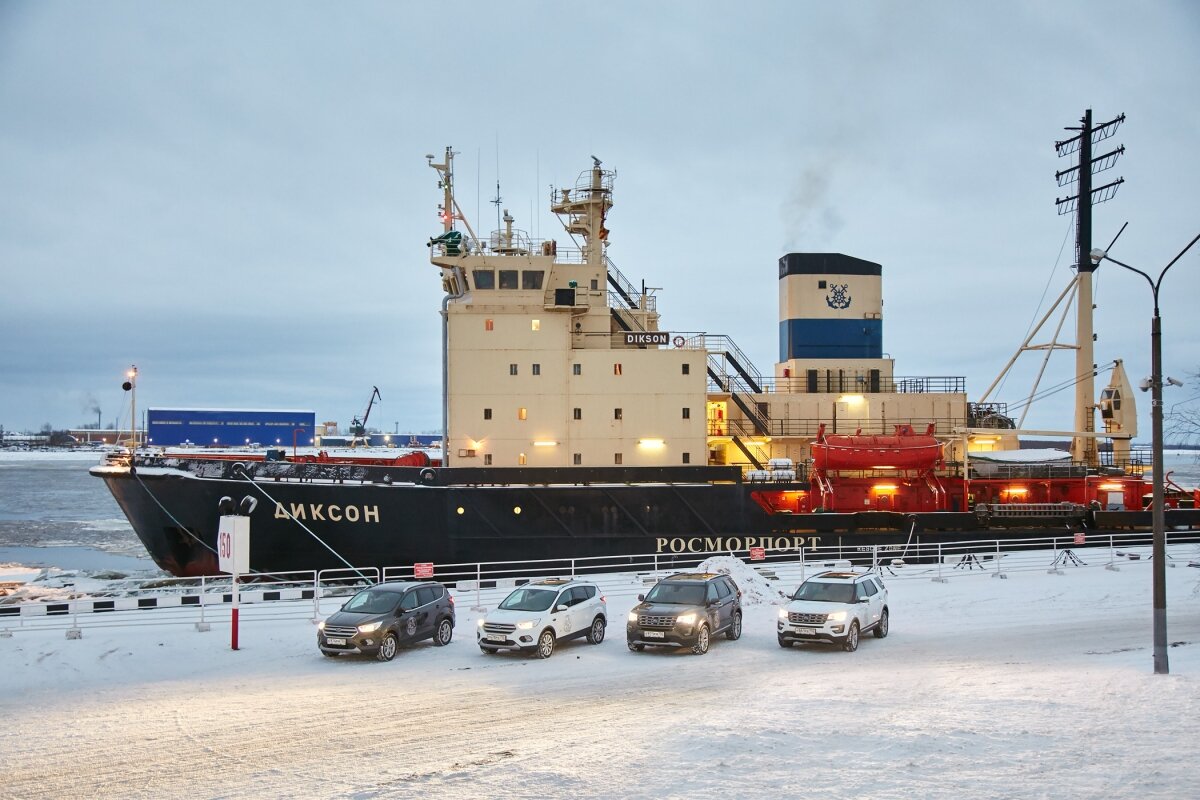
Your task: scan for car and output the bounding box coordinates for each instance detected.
[477,578,607,659]
[776,570,889,652]
[626,572,742,655]
[317,580,455,661]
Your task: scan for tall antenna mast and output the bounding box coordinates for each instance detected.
[1055,108,1125,465]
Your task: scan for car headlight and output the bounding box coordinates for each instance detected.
[317,620,326,630]
[777,608,787,619]
[627,611,638,622]
[827,611,847,622]
[516,620,536,630]
[358,621,382,633]
[477,618,486,627]
[676,613,696,626]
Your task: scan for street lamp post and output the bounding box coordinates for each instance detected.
[1091,232,1199,676]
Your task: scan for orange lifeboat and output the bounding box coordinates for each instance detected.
[812,423,943,471]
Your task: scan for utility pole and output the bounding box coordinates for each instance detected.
[1055,109,1125,466]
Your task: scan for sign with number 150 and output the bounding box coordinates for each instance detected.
[217,516,250,574]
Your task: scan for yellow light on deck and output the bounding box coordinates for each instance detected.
[1005,487,1029,495]
[1098,482,1124,491]
[872,484,898,492]
[533,441,558,447]
[838,394,865,406]
[456,507,465,515]
[638,439,665,448]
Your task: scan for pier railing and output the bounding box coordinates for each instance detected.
[2,531,1197,639]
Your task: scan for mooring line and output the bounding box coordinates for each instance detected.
[232,466,371,581]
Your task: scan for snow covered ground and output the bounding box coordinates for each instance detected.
[1,554,1198,799]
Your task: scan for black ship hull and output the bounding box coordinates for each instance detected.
[93,456,1199,577]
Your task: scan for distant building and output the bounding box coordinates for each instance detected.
[146,408,316,447]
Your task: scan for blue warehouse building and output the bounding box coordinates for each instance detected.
[147,408,316,447]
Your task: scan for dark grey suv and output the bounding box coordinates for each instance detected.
[318,581,455,661]
[626,572,742,655]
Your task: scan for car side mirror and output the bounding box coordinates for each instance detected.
[555,604,568,612]
[858,598,870,603]
[637,594,645,602]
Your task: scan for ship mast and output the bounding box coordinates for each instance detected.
[1055,109,1125,465]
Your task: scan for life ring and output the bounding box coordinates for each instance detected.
[672,335,685,348]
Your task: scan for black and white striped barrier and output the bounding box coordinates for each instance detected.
[0,587,317,618]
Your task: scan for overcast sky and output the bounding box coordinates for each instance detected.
[1,1,1197,440]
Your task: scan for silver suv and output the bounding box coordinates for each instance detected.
[477,578,607,659]
[777,571,888,652]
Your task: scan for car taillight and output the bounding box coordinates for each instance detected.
[600,595,606,603]
[448,594,455,605]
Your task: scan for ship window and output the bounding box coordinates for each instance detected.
[499,270,518,289]
[510,364,518,375]
[682,363,690,375]
[818,280,827,289]
[519,452,527,465]
[573,408,582,420]
[484,454,492,465]
[518,408,527,421]
[590,279,598,290]
[522,271,544,290]
[531,319,540,331]
[484,408,492,420]
[573,364,581,376]
[614,408,623,420]
[485,318,494,331]
[614,453,623,465]
[682,452,691,464]
[573,453,582,465]
[473,270,495,290]
[682,408,691,419]
[533,363,541,376]
[614,363,622,376]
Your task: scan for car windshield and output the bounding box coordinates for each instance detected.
[342,589,400,614]
[498,588,558,612]
[792,582,856,603]
[645,582,706,605]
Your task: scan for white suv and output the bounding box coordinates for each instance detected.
[777,571,889,652]
[477,578,607,659]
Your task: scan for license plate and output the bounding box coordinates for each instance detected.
[326,637,347,646]
[486,634,507,642]
[797,628,818,636]
[643,630,665,639]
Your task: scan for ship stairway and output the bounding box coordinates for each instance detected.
[924,471,948,511]
[604,256,643,311]
[731,435,766,471]
[729,391,771,436]
[813,470,836,511]
[703,335,764,394]
[609,302,648,333]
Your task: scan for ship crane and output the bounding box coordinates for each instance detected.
[350,386,381,449]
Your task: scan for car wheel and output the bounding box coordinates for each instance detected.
[627,641,644,652]
[726,612,742,641]
[843,621,859,652]
[376,632,398,662]
[777,635,793,648]
[586,615,606,644]
[433,617,454,646]
[535,629,556,659]
[874,608,889,638]
[691,624,710,655]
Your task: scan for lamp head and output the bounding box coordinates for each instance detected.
[1167,376,1184,388]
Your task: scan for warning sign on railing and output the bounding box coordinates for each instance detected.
[1073,532,1086,545]
[414,562,434,579]
[749,546,766,561]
